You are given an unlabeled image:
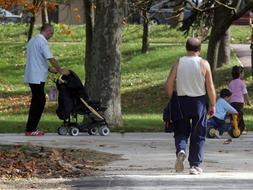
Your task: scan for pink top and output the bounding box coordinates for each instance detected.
[229,79,248,103]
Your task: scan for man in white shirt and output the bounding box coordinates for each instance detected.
[166,38,216,175]
[24,24,69,136]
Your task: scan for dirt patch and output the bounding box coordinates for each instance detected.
[0,144,121,179]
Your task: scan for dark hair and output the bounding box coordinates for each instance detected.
[232,65,244,79]
[40,24,53,32]
[186,38,201,52]
[220,88,232,98]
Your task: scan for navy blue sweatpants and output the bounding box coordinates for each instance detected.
[173,95,208,167]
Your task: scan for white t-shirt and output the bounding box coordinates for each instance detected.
[24,34,53,84]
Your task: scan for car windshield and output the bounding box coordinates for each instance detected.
[0,8,20,18]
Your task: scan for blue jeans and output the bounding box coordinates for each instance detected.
[173,95,208,167]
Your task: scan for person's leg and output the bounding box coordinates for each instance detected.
[188,97,207,168]
[26,82,46,132]
[173,96,191,172]
[174,119,191,154]
[231,102,245,131]
[174,119,190,172]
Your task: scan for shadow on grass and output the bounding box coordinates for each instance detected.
[122,82,168,114]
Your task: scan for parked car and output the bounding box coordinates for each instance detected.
[148,0,200,24]
[0,8,22,23]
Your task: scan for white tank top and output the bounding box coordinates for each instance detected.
[176,56,206,97]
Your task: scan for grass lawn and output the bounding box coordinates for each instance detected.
[0,24,252,133]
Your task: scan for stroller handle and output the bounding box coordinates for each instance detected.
[58,75,65,84]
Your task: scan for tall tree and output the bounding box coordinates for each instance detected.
[206,0,250,70]
[27,0,43,41]
[83,0,94,83]
[182,0,253,70]
[141,1,153,53]
[217,29,230,67]
[128,0,153,53]
[85,0,125,127]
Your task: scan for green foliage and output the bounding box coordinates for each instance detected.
[0,23,27,42]
[230,25,251,44]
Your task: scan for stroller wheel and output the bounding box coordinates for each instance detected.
[58,126,68,135]
[70,127,79,136]
[88,127,98,135]
[98,126,110,136]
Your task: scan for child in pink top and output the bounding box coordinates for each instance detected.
[228,66,251,133]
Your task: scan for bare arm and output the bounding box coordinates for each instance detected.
[244,93,251,106]
[48,58,69,75]
[203,60,216,115]
[166,62,178,98]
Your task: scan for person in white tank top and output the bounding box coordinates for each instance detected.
[166,38,216,175]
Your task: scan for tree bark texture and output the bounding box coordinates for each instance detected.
[217,29,231,68]
[86,0,125,127]
[84,0,94,84]
[27,0,43,42]
[27,15,35,42]
[170,0,184,28]
[206,1,252,70]
[141,9,149,53]
[207,3,234,70]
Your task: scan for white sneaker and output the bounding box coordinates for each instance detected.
[214,130,220,138]
[175,150,186,172]
[189,166,203,175]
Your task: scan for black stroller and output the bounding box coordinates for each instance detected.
[55,70,110,136]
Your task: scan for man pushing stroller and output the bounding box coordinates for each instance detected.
[24,24,69,136]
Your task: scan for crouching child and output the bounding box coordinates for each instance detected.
[207,88,238,138]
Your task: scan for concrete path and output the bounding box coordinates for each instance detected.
[0,132,253,189]
[231,44,252,67]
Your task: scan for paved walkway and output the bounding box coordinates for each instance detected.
[231,44,252,67]
[0,132,253,189]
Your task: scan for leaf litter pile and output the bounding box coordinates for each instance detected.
[0,144,121,179]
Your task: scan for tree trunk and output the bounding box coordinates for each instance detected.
[27,0,42,42]
[207,29,220,71]
[217,29,230,68]
[41,1,49,24]
[84,0,94,85]
[27,14,35,42]
[206,2,235,70]
[170,0,184,28]
[86,0,125,127]
[141,9,149,53]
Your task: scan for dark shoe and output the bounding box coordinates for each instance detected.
[25,131,45,136]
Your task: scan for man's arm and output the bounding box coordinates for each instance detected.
[166,62,178,98]
[48,58,69,75]
[203,60,216,115]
